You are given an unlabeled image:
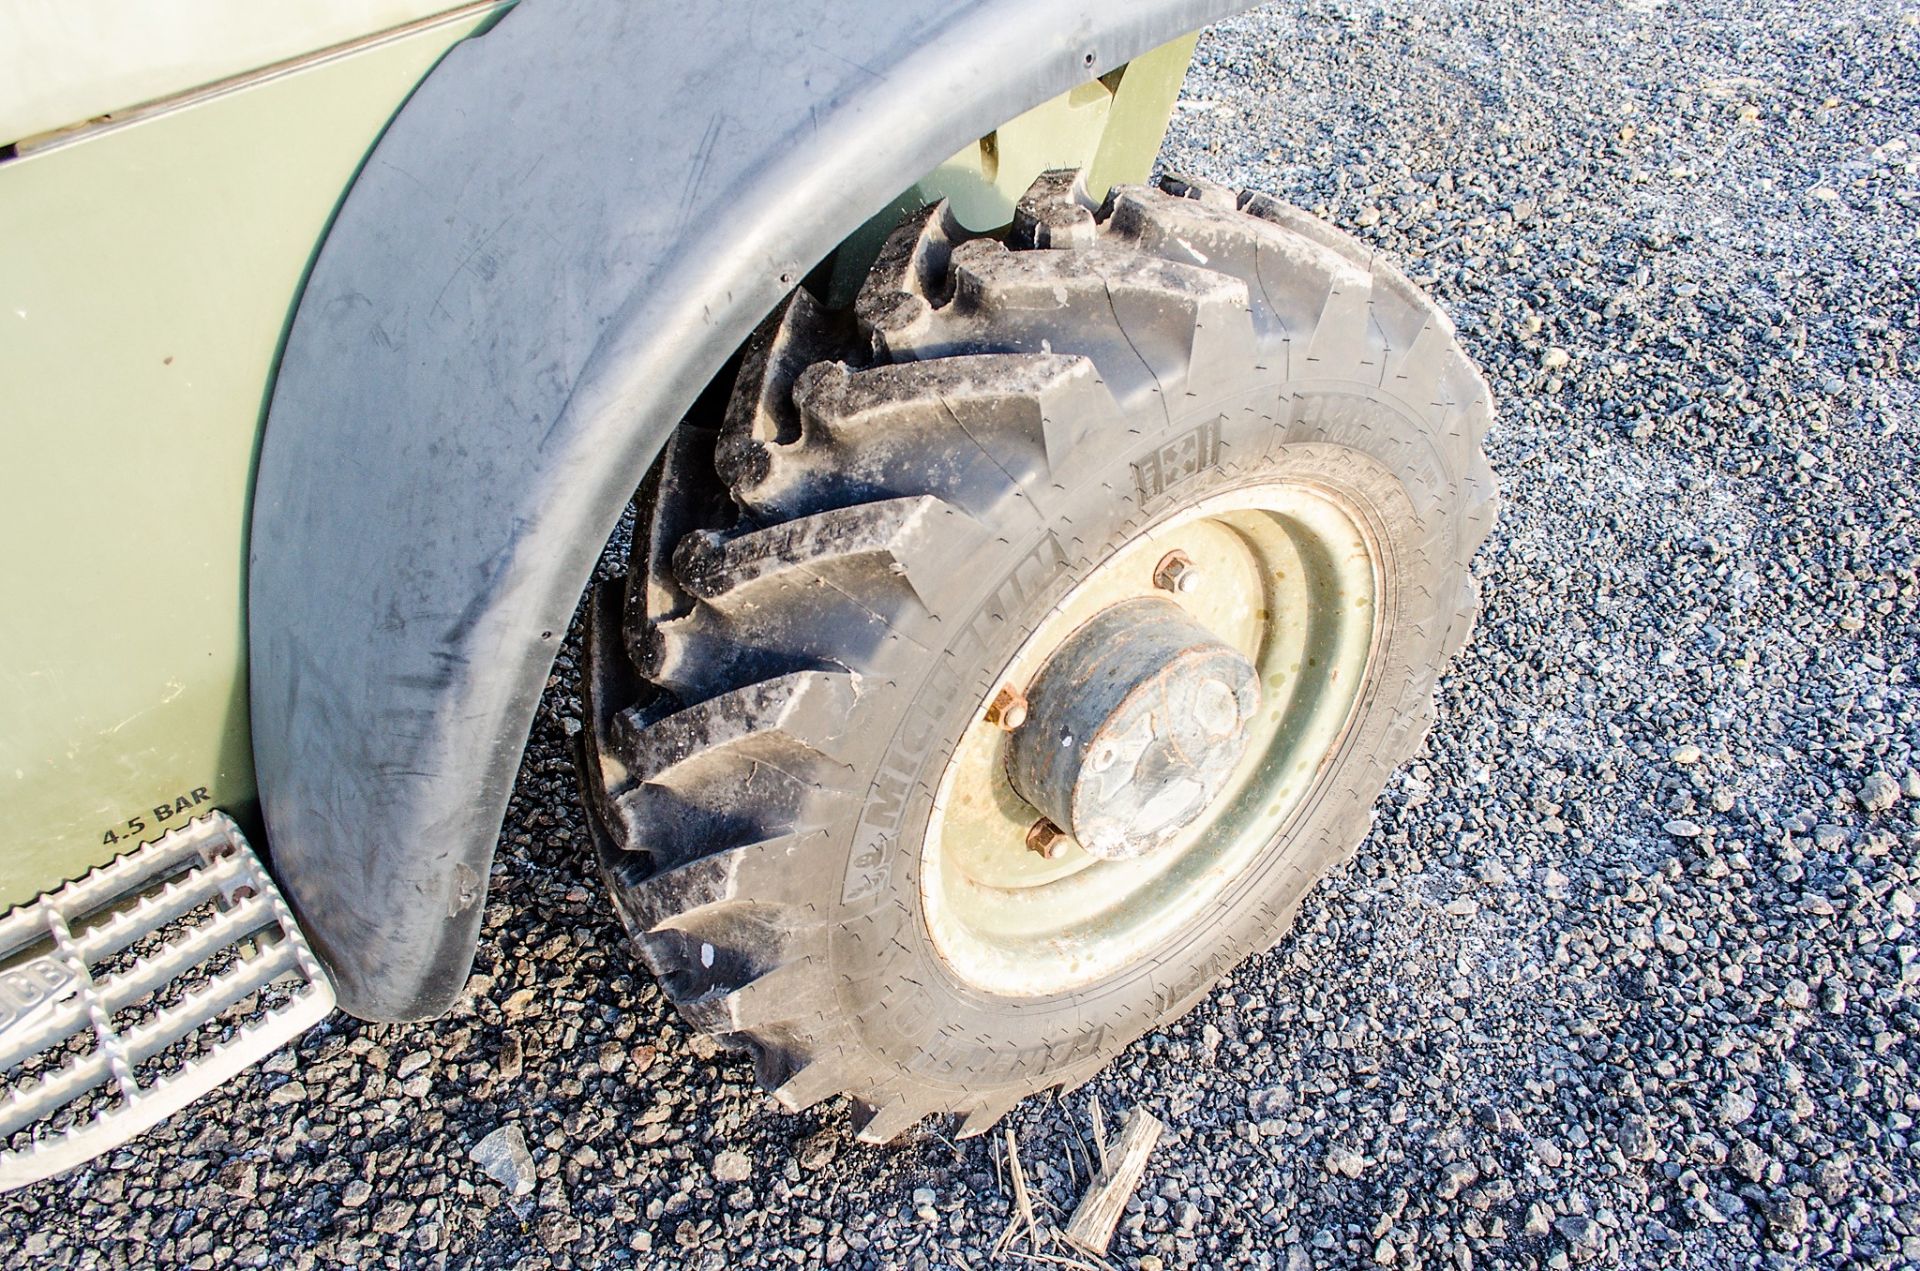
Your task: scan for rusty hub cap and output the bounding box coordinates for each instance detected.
[1006,598,1260,860]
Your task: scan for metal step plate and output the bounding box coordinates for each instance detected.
[0,813,334,1190]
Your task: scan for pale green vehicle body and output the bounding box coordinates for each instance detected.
[0,3,515,909]
[0,2,1196,910]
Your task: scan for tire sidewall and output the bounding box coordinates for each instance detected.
[820,380,1462,1099]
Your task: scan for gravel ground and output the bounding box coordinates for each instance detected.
[7,1,1919,1267]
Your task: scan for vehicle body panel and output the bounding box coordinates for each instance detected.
[0,0,480,146]
[0,4,511,910]
[251,0,1238,1021]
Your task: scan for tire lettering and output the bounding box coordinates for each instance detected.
[1133,417,1222,499]
[843,532,1065,904]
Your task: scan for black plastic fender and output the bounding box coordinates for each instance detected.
[250,0,1252,1020]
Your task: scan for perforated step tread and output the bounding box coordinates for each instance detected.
[0,813,333,1190]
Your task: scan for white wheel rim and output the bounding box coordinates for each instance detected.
[921,480,1385,997]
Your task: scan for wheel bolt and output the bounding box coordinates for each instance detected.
[985,684,1029,730]
[1026,817,1067,859]
[1154,550,1200,594]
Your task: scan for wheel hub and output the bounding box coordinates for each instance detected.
[920,481,1383,998]
[1007,598,1260,860]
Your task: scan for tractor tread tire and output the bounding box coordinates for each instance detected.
[582,170,1497,1141]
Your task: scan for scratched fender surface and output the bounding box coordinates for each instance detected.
[251,0,1253,1020]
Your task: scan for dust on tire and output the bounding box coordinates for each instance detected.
[579,168,1498,1141]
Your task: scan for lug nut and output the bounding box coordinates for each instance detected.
[985,684,1029,730]
[1153,550,1200,594]
[1026,817,1068,859]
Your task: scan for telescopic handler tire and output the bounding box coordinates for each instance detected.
[579,169,1497,1141]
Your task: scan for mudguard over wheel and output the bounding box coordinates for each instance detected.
[580,170,1496,1140]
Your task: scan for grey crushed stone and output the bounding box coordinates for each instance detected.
[4,0,1918,1267]
[470,1125,537,1199]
